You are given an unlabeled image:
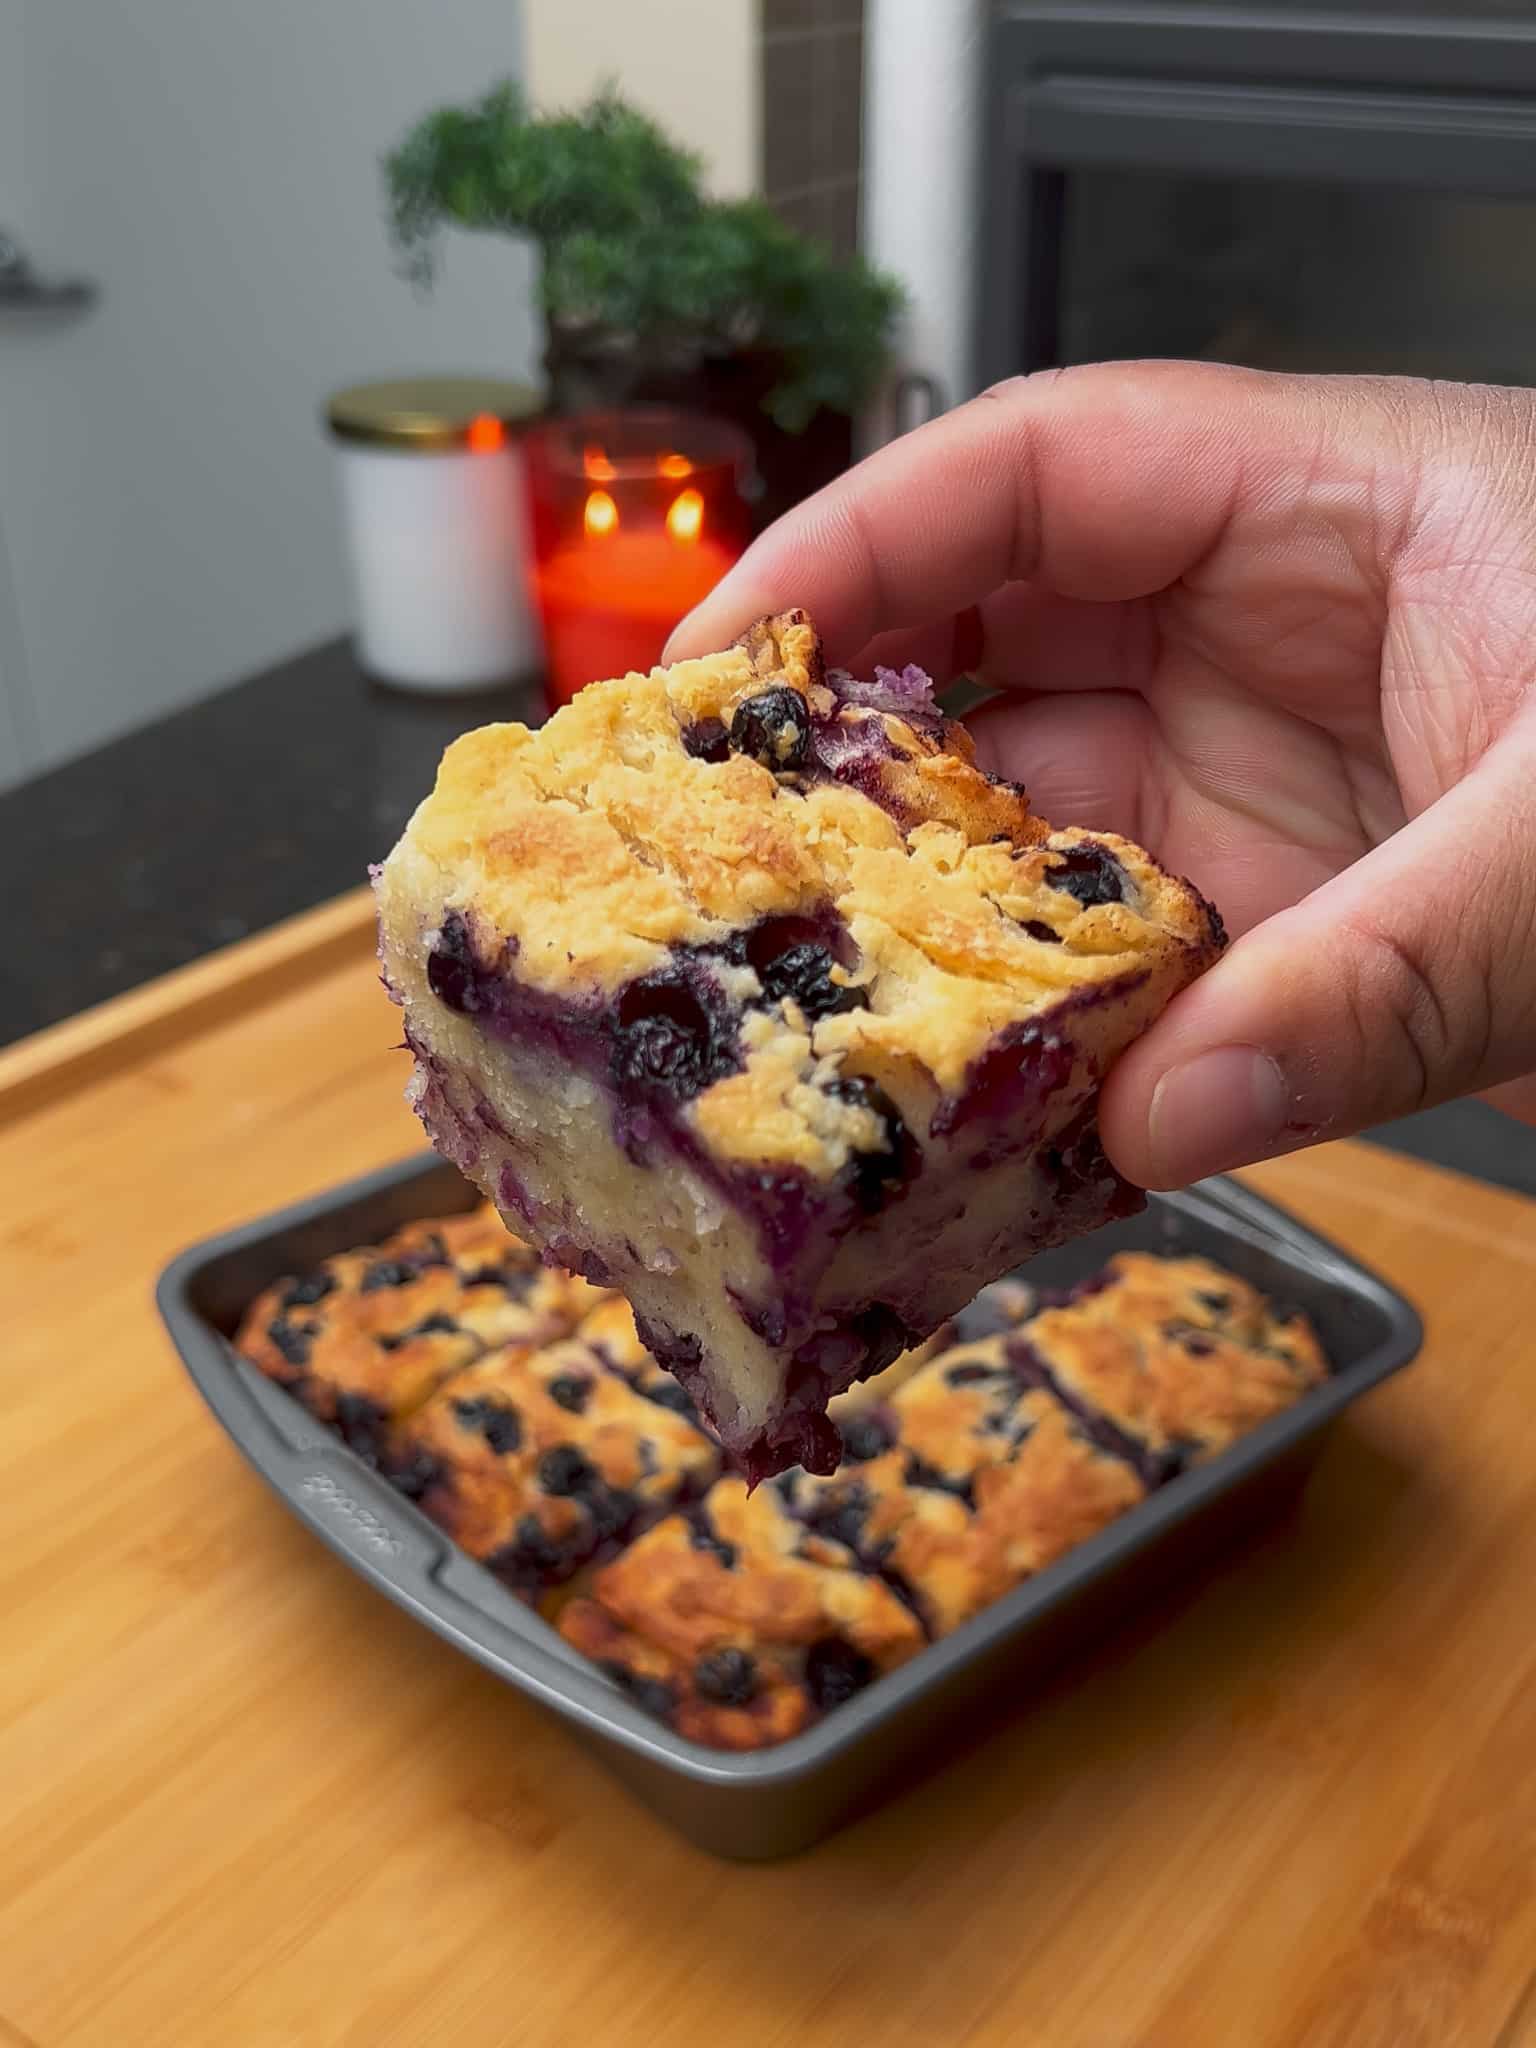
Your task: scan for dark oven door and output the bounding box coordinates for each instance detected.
[977,5,1536,387]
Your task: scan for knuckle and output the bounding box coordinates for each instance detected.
[1334,908,1492,1114]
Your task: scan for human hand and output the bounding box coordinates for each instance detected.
[666,362,1536,1188]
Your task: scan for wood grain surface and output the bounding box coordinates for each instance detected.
[3,905,1535,2048]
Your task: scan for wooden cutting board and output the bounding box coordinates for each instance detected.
[3,893,1535,2048]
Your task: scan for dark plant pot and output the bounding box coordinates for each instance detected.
[543,332,853,531]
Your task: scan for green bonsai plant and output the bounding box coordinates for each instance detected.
[384,82,903,435]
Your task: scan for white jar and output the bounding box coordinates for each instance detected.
[326,376,543,693]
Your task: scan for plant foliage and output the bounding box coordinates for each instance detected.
[385,82,902,430]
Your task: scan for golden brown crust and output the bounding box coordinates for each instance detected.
[1023,1253,1328,1462]
[969,1405,1147,1586]
[376,608,1226,1171]
[390,1325,718,1592]
[558,1476,925,1749]
[789,1339,1146,1637]
[884,1333,1027,1473]
[235,1204,604,1437]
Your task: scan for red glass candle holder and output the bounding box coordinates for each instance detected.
[525,407,754,710]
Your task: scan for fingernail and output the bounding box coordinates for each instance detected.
[1146,1045,1289,1187]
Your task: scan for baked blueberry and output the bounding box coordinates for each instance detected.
[728,686,811,771]
[547,1373,593,1414]
[903,1453,975,1506]
[807,1492,870,1552]
[1047,844,1126,908]
[611,970,739,1101]
[426,909,486,1014]
[1020,1251,1328,1472]
[585,1483,640,1543]
[495,1514,568,1582]
[600,1661,677,1720]
[388,1448,447,1501]
[838,1414,893,1463]
[281,1272,335,1310]
[360,1259,418,1292]
[452,1394,523,1455]
[756,941,868,1021]
[538,1444,595,1496]
[236,1204,604,1487]
[333,1392,389,1465]
[804,1636,876,1710]
[414,1310,460,1337]
[826,1074,916,1213]
[945,1361,994,1386]
[694,1648,759,1706]
[380,1310,463,1351]
[681,716,730,763]
[266,1317,313,1368]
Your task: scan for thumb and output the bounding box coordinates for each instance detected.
[1100,722,1536,1188]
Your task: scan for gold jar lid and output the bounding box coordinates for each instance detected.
[325,375,543,451]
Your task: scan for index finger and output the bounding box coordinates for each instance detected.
[663,360,1361,669]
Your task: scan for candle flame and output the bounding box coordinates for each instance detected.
[666,488,704,544]
[466,414,504,454]
[660,452,693,479]
[584,488,619,537]
[583,445,617,481]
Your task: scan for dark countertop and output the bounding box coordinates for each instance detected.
[5,636,1534,1201]
[1,639,543,1045]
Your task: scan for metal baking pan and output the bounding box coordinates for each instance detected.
[157,1152,1422,1860]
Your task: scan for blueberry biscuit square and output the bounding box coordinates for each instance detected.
[388,1313,719,1600]
[1006,1253,1328,1481]
[784,1332,1144,1637]
[967,1393,1147,1597]
[816,1474,993,1640]
[235,1206,602,1464]
[802,1326,1034,1494]
[375,609,1226,1480]
[557,1476,924,1749]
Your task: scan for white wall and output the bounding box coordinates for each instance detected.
[863,0,984,417]
[0,0,34,787]
[0,0,538,785]
[524,0,757,198]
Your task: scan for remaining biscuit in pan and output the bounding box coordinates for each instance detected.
[389,1313,719,1601]
[236,1205,601,1464]
[557,1477,925,1749]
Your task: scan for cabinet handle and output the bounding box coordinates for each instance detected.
[0,229,97,312]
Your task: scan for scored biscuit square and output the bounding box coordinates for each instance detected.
[557,1476,925,1750]
[1008,1253,1330,1479]
[389,1307,720,1601]
[235,1205,602,1464]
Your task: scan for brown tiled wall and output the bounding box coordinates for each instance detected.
[760,0,865,258]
